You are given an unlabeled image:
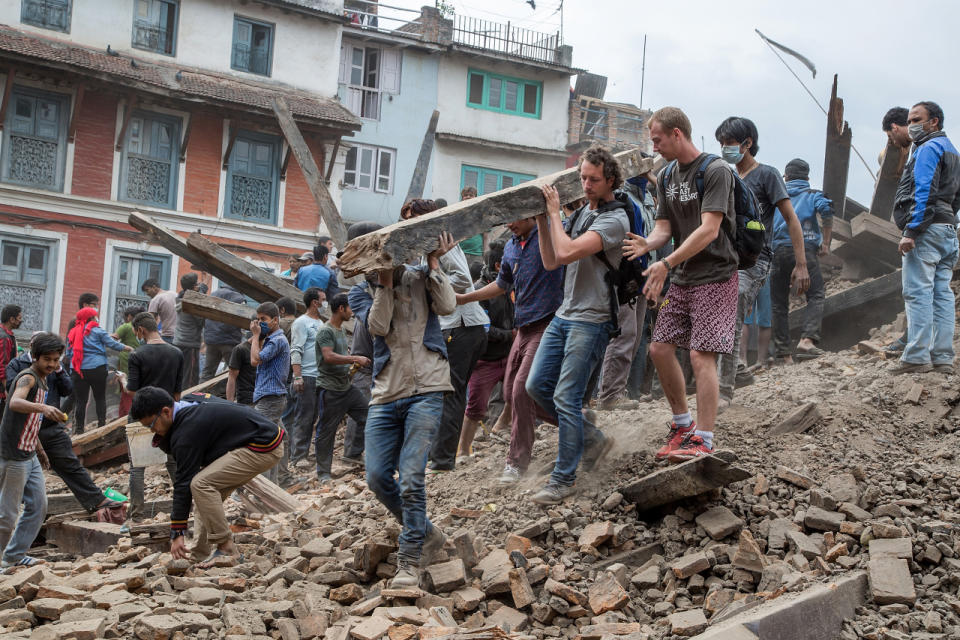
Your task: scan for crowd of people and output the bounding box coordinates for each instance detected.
[0,102,956,586]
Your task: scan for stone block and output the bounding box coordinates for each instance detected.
[509,568,536,609]
[804,506,845,532]
[487,604,528,632]
[349,616,392,640]
[668,609,707,636]
[426,559,466,593]
[451,586,484,612]
[868,557,916,606]
[695,506,744,541]
[671,551,711,579]
[578,522,615,548]
[587,571,629,614]
[775,466,815,489]
[26,598,83,621]
[544,578,587,606]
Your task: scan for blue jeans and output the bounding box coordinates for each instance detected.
[525,317,613,487]
[365,392,443,562]
[0,456,46,564]
[902,223,959,365]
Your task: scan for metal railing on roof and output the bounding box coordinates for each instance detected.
[572,102,649,148]
[452,14,561,65]
[342,0,424,38]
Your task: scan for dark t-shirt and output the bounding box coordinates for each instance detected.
[128,342,185,395]
[228,342,257,405]
[741,163,790,259]
[656,154,738,287]
[315,325,351,393]
[0,368,47,461]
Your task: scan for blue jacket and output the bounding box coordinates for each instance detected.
[66,327,127,370]
[203,285,247,346]
[894,130,960,238]
[773,180,834,250]
[295,263,340,300]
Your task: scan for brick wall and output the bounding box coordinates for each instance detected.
[282,142,324,232]
[70,91,118,199]
[183,114,223,216]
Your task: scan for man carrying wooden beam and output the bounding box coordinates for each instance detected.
[524,144,630,505]
[892,101,960,374]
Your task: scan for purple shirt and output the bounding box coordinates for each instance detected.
[496,227,563,328]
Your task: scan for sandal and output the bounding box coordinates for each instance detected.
[195,549,243,569]
[2,555,45,570]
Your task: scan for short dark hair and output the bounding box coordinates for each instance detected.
[130,386,174,421]
[124,305,146,321]
[30,332,64,359]
[314,244,330,261]
[400,199,438,219]
[486,240,505,273]
[578,144,623,190]
[78,293,99,309]
[330,293,350,314]
[140,278,160,292]
[132,311,158,333]
[180,272,198,291]
[1,304,22,323]
[882,107,908,131]
[715,117,760,156]
[461,186,478,199]
[276,297,296,316]
[434,198,448,209]
[347,221,383,241]
[914,101,945,130]
[318,235,332,245]
[303,287,322,308]
[256,302,279,319]
[469,261,482,281]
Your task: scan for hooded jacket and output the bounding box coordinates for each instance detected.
[773,179,834,251]
[894,130,960,238]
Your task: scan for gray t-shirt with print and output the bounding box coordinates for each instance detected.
[556,203,630,324]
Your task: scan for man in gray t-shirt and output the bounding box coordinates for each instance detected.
[525,144,628,505]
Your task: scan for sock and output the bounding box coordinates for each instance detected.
[673,412,693,429]
[694,429,714,449]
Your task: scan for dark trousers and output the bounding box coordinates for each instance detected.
[314,386,368,476]
[177,345,200,390]
[38,424,103,512]
[771,244,825,357]
[346,369,372,455]
[200,343,235,382]
[291,377,319,462]
[72,365,108,433]
[429,325,487,470]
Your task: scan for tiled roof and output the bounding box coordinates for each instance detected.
[0,25,360,130]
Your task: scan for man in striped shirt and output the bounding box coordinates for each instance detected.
[0,332,65,568]
[131,387,284,567]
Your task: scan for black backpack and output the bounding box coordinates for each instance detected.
[662,154,766,270]
[565,193,646,337]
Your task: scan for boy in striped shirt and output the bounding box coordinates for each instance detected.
[0,332,65,568]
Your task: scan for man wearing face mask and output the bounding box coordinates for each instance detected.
[714,117,809,407]
[892,101,960,374]
[250,302,291,483]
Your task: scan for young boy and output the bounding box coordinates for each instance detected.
[0,332,65,568]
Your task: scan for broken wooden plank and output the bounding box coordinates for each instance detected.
[769,402,821,436]
[870,142,908,221]
[128,212,213,272]
[789,270,902,330]
[181,289,254,329]
[186,233,306,312]
[338,149,655,276]
[847,212,901,266]
[235,474,301,514]
[273,96,347,248]
[823,75,851,220]
[405,109,440,202]
[619,450,751,510]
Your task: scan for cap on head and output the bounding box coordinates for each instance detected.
[784,158,810,181]
[299,251,313,261]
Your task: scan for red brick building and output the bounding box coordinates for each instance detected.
[0,1,360,335]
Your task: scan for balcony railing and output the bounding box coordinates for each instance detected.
[232,44,270,76]
[452,14,560,65]
[342,0,423,37]
[132,21,175,55]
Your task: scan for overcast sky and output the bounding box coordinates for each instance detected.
[388,0,960,206]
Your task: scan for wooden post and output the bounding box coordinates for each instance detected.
[272,96,348,248]
[405,109,440,202]
[870,141,909,221]
[0,69,14,131]
[128,212,213,273]
[68,84,85,143]
[338,148,654,277]
[822,75,852,220]
[115,95,138,151]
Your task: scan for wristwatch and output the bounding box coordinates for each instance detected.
[660,257,673,271]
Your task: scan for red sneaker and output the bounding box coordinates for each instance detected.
[655,421,695,460]
[668,434,714,463]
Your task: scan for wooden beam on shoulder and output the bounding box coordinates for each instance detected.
[338,148,655,277]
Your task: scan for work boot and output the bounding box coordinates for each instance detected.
[890,361,933,375]
[391,558,419,588]
[419,525,447,568]
[582,433,615,472]
[934,363,955,374]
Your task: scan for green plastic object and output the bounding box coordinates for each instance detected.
[103,488,128,503]
[746,220,765,231]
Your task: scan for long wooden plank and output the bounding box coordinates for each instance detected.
[405,109,440,202]
[823,75,851,220]
[186,233,306,313]
[128,211,213,272]
[181,289,254,330]
[339,149,655,276]
[273,96,348,248]
[870,142,908,221]
[788,270,902,330]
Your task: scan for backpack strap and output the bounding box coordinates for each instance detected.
[692,153,737,246]
[593,250,622,338]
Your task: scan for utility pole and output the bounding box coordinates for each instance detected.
[639,34,647,110]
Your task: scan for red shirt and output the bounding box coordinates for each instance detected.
[0,326,16,400]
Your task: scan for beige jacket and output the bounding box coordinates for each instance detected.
[367,266,457,404]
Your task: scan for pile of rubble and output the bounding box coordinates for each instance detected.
[4,317,960,640]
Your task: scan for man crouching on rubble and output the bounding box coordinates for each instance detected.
[364,230,458,588]
[130,386,284,567]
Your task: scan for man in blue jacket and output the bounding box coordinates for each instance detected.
[770,159,833,363]
[893,101,960,374]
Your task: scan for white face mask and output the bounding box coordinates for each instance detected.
[908,122,927,141]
